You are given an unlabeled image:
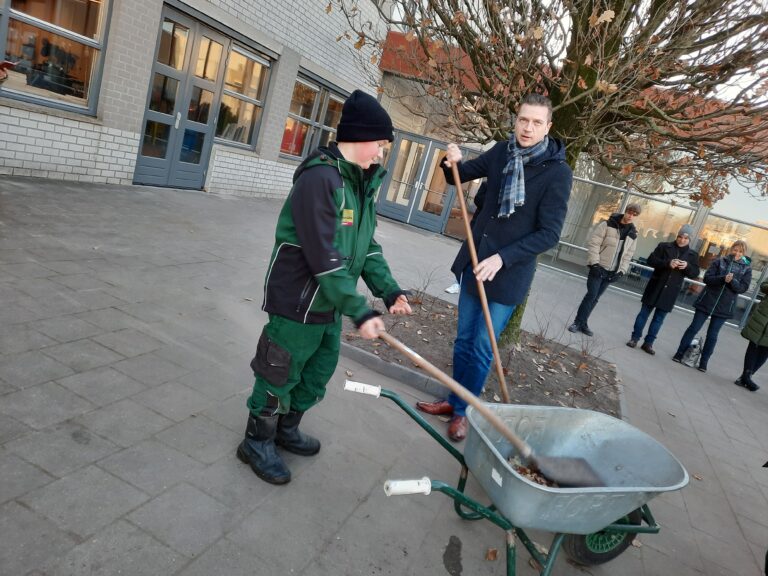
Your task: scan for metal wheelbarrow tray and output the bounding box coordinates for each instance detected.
[464,403,689,535]
[345,382,689,575]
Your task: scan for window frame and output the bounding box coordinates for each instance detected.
[279,76,348,160]
[213,44,271,150]
[0,0,113,115]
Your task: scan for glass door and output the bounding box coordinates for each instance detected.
[378,133,455,233]
[134,9,229,189]
[377,133,429,222]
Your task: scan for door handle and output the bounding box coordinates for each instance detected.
[175,112,181,129]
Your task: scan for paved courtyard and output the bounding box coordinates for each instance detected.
[0,177,766,575]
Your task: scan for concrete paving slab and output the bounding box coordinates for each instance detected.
[19,465,148,538]
[57,366,147,407]
[41,338,126,372]
[0,449,55,504]
[0,177,766,576]
[0,381,96,429]
[76,398,174,447]
[127,483,232,557]
[174,538,264,576]
[155,415,241,465]
[0,349,74,388]
[52,520,184,576]
[5,420,119,477]
[98,439,206,496]
[0,501,78,575]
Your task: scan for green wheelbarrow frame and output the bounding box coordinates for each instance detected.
[367,386,662,576]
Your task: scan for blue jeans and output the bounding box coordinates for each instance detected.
[675,309,727,367]
[449,274,516,416]
[631,303,668,345]
[574,266,612,326]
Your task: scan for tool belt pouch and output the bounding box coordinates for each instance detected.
[250,329,291,386]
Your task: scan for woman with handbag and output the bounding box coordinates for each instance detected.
[734,280,768,392]
[672,240,752,372]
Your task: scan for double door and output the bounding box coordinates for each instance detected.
[134,9,228,188]
[377,134,453,233]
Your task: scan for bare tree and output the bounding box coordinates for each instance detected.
[330,0,768,204]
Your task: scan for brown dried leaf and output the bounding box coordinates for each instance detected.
[596,9,615,24]
[485,548,498,561]
[693,473,703,481]
[325,2,332,14]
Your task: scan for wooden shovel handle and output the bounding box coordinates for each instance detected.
[449,162,511,404]
[379,331,533,459]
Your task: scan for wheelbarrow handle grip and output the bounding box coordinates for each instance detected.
[344,380,381,397]
[384,477,432,496]
[379,332,534,461]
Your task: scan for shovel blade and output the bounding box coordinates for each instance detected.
[534,455,604,488]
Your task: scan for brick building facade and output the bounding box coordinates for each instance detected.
[0,0,381,197]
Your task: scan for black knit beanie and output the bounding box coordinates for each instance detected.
[336,90,394,143]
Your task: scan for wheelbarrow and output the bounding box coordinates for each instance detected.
[344,380,689,576]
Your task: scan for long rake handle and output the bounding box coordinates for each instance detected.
[379,331,532,460]
[450,163,511,404]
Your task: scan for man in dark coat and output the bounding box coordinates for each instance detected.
[627,225,700,354]
[415,93,572,441]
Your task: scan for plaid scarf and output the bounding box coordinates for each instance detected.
[499,135,550,218]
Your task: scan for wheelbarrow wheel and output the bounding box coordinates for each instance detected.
[562,508,643,566]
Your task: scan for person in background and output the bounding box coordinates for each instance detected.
[238,90,411,485]
[416,93,572,441]
[627,224,700,354]
[568,204,641,336]
[672,240,752,372]
[734,280,768,392]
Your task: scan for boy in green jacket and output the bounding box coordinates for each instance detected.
[238,90,411,484]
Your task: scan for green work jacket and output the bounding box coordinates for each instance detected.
[262,145,403,324]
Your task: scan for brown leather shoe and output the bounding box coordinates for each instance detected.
[448,415,468,441]
[416,400,453,416]
[641,343,656,355]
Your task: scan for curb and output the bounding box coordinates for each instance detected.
[340,341,449,399]
[341,341,627,420]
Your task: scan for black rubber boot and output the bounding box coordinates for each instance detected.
[276,410,321,456]
[236,413,291,484]
[735,370,760,392]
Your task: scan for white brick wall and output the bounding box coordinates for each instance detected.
[206,146,296,198]
[0,1,383,193]
[204,0,381,88]
[0,105,139,184]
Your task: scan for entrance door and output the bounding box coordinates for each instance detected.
[378,133,452,232]
[134,10,229,188]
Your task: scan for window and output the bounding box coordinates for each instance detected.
[621,195,695,261]
[0,0,110,112]
[215,46,269,146]
[280,78,345,158]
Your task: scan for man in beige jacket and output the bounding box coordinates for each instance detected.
[568,204,641,336]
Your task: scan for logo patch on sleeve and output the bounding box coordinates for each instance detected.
[341,209,354,227]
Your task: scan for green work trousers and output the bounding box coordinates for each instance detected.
[247,314,342,415]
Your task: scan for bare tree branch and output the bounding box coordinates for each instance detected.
[330,0,768,204]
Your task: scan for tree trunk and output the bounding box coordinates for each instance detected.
[499,293,527,347]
